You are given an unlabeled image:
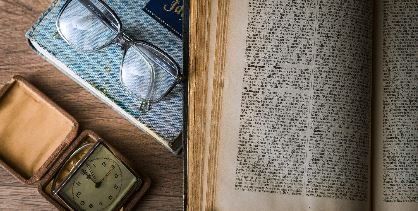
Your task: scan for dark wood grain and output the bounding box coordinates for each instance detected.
[0,0,183,210]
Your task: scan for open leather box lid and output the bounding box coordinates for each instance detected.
[0,75,78,184]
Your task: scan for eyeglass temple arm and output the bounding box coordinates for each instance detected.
[77,0,119,31]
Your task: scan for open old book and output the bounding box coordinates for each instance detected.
[187,0,417,210]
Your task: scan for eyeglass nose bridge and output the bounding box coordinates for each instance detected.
[114,32,133,49]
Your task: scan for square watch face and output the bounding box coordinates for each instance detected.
[56,143,140,210]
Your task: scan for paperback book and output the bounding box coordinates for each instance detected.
[26,0,184,154]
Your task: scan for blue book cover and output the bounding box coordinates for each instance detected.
[26,0,184,154]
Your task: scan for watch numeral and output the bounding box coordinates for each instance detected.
[92,163,96,168]
[99,202,103,206]
[114,173,119,178]
[102,162,107,167]
[76,192,81,198]
[76,181,81,186]
[89,204,94,208]
[108,195,113,200]
[80,201,85,206]
[114,184,119,189]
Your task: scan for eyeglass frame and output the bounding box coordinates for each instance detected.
[56,0,183,111]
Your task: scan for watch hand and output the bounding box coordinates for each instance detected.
[81,169,97,184]
[85,163,98,182]
[95,165,115,188]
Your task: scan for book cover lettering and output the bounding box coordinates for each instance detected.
[143,0,183,38]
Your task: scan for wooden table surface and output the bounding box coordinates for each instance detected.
[0,1,183,210]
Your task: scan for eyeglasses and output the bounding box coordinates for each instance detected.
[56,0,182,111]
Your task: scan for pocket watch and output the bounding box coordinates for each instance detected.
[51,141,142,211]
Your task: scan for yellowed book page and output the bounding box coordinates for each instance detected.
[209,0,374,210]
[372,0,418,210]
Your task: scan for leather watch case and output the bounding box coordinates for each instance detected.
[0,75,150,210]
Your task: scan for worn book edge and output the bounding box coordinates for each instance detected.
[187,0,231,209]
[187,0,212,210]
[204,0,230,209]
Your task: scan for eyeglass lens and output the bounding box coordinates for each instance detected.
[121,44,179,102]
[58,0,119,51]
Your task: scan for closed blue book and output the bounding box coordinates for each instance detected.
[26,0,184,154]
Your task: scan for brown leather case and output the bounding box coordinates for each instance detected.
[0,75,150,210]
